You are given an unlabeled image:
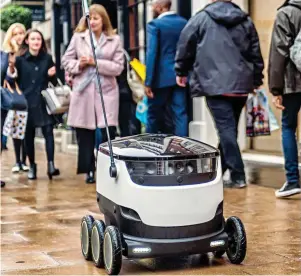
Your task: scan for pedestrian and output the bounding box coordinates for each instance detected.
[144,0,188,137]
[268,0,301,198]
[118,50,141,138]
[2,23,29,173]
[7,29,60,180]
[175,0,264,188]
[62,4,124,184]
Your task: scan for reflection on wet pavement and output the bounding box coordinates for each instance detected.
[245,163,290,189]
[1,148,300,275]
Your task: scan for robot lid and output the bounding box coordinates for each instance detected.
[99,134,219,161]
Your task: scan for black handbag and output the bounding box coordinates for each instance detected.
[1,80,27,111]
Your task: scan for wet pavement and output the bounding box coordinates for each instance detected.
[1,147,301,275]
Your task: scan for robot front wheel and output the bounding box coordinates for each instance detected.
[80,216,123,275]
[214,216,247,264]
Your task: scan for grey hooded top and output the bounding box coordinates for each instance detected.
[268,0,301,96]
[175,1,264,97]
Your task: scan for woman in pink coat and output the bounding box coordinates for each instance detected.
[62,4,124,184]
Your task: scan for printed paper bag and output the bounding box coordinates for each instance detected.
[246,89,273,137]
[3,110,28,140]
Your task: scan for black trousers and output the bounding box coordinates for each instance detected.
[25,124,55,165]
[206,95,247,182]
[13,139,27,164]
[75,126,116,174]
[119,100,141,137]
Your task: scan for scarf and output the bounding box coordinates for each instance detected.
[73,33,105,93]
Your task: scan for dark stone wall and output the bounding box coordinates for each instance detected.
[92,0,118,29]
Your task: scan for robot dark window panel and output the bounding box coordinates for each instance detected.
[100,134,219,161]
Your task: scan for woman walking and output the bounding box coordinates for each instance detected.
[8,29,60,180]
[62,4,124,184]
[2,23,29,173]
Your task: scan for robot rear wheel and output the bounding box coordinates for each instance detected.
[80,215,94,261]
[91,220,106,268]
[225,216,247,264]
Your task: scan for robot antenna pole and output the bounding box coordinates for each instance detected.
[82,0,117,178]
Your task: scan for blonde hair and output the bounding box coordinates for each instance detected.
[75,4,114,36]
[2,23,26,53]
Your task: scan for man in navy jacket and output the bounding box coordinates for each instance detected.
[145,0,188,136]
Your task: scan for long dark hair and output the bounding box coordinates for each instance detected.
[18,29,47,56]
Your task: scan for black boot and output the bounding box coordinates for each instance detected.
[28,164,37,180]
[47,161,60,180]
[86,171,95,184]
[1,181,5,188]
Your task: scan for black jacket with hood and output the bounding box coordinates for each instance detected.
[268,0,301,96]
[175,1,264,97]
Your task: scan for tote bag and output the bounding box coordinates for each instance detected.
[1,80,27,111]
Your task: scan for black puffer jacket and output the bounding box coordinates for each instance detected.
[268,0,301,96]
[175,1,264,97]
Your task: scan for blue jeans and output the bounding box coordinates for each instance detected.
[146,85,188,137]
[282,93,301,184]
[2,135,7,148]
[95,128,102,150]
[206,96,247,182]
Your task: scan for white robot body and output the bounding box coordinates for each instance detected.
[96,153,223,227]
[81,134,247,275]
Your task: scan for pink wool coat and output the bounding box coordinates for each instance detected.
[62,30,124,129]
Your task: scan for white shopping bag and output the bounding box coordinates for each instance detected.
[3,110,28,140]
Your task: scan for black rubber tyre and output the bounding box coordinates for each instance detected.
[80,215,95,260]
[225,216,247,264]
[213,250,226,258]
[103,226,123,275]
[91,220,106,268]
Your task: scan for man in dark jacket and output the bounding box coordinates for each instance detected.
[269,0,301,198]
[175,0,264,188]
[145,0,188,137]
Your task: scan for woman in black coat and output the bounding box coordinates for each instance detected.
[8,29,60,180]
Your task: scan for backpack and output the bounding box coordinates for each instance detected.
[290,28,301,72]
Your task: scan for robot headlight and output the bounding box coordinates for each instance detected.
[126,158,217,176]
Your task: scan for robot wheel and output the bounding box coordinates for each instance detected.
[80,215,94,261]
[224,216,247,264]
[80,215,123,275]
[214,216,247,264]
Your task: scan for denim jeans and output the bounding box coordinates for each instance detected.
[2,135,7,148]
[282,93,301,184]
[206,95,247,182]
[146,85,188,137]
[95,128,102,150]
